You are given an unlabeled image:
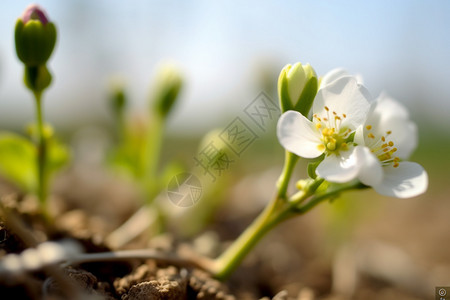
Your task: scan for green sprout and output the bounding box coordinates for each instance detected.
[107,64,183,197]
[7,4,66,215]
[105,64,185,245]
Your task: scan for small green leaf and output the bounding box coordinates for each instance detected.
[0,131,69,193]
[0,132,36,191]
[47,137,70,175]
[24,65,52,93]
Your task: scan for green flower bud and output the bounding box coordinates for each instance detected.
[151,64,183,118]
[278,62,318,116]
[108,77,127,116]
[15,4,57,67]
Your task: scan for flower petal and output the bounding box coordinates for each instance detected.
[354,125,365,146]
[320,68,364,88]
[316,149,360,183]
[353,146,383,186]
[372,93,410,121]
[376,117,418,159]
[277,111,323,158]
[320,68,349,87]
[362,98,418,158]
[313,76,372,130]
[373,162,428,198]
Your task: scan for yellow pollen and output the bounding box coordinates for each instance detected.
[388,141,394,147]
[316,123,322,129]
[394,157,400,162]
[386,130,392,135]
[341,142,348,150]
[317,144,325,151]
[393,162,399,168]
[335,116,341,120]
[366,125,372,130]
[322,128,335,135]
[324,106,329,111]
[392,148,397,152]
[383,148,389,152]
[381,143,388,148]
[381,136,386,142]
[368,133,375,139]
[333,111,337,115]
[323,117,328,121]
[343,114,347,118]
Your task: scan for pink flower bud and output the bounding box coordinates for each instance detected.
[21,4,49,25]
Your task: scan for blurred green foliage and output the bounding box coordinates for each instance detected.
[0,131,69,192]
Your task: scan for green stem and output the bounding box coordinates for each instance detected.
[116,110,126,145]
[295,181,366,215]
[142,114,164,203]
[146,115,164,178]
[276,151,299,198]
[211,195,292,280]
[34,92,48,212]
[212,150,301,280]
[211,176,354,280]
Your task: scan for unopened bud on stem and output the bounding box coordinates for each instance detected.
[278,62,318,116]
[151,64,183,119]
[15,4,57,67]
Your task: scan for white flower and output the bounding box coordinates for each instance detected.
[320,68,364,88]
[353,94,428,198]
[277,76,372,182]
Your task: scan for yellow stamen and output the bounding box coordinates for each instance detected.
[366,125,372,130]
[368,133,375,139]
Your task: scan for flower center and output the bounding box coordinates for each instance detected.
[365,125,400,168]
[314,106,352,154]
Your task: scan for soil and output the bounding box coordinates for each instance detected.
[0,164,446,300]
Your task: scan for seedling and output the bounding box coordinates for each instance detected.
[0,5,68,216]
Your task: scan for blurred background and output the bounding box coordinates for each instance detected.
[1,1,450,134]
[1,1,450,299]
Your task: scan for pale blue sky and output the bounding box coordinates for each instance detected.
[1,1,449,133]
